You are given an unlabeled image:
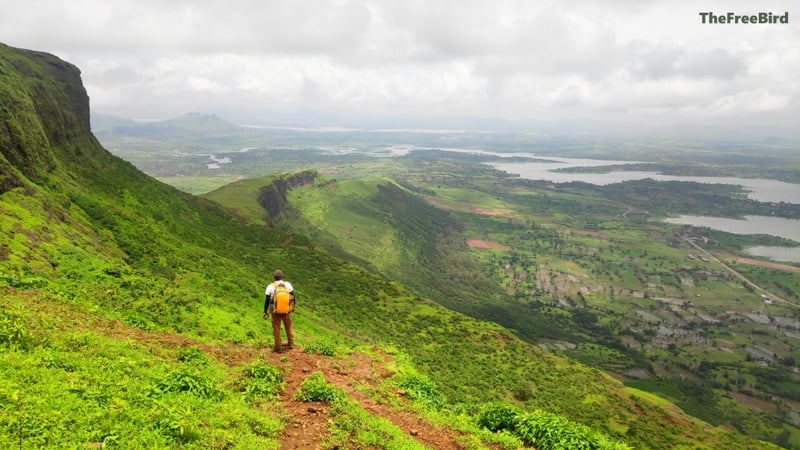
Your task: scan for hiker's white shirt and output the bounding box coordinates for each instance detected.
[265,281,293,297]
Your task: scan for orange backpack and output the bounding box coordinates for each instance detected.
[272,281,293,314]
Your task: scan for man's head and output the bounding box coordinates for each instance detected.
[273,269,283,280]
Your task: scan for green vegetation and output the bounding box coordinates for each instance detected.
[239,358,285,399]
[0,293,283,448]
[208,166,798,447]
[303,339,338,356]
[294,372,345,403]
[479,403,631,450]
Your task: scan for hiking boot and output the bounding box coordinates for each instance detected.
[273,347,283,353]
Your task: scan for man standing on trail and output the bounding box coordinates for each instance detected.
[263,269,295,353]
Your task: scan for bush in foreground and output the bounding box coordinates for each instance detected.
[477,403,631,450]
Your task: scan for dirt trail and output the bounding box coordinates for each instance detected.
[270,347,467,449]
[685,238,793,306]
[95,319,468,449]
[729,256,800,275]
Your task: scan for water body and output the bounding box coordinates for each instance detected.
[746,246,800,263]
[380,147,800,204]
[206,154,232,169]
[664,215,800,242]
[490,157,800,204]
[665,215,800,262]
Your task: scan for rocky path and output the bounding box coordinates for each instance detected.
[263,346,467,449]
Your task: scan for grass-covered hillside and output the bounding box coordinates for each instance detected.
[0,43,777,449]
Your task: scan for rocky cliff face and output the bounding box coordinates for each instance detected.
[0,43,101,192]
[257,169,319,220]
[0,44,91,174]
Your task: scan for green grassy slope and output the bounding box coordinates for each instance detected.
[276,177,456,281]
[0,43,775,449]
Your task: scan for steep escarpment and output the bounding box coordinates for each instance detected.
[0,43,101,184]
[202,169,321,225]
[257,169,319,219]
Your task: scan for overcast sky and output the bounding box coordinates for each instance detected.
[1,0,798,134]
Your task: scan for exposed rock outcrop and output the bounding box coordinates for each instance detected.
[257,169,319,220]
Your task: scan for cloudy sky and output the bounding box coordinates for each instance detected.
[1,0,798,134]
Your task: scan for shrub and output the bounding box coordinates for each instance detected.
[0,274,48,289]
[477,402,523,431]
[514,411,605,450]
[304,339,337,356]
[153,368,223,400]
[153,404,201,444]
[240,359,285,398]
[398,373,446,409]
[177,346,209,366]
[293,372,344,403]
[0,306,35,350]
[476,406,631,450]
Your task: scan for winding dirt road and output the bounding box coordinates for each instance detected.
[685,238,794,306]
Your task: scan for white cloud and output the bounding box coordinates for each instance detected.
[0,0,797,132]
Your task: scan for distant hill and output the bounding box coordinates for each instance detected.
[93,112,242,141]
[91,112,141,131]
[0,42,775,449]
[156,112,241,133]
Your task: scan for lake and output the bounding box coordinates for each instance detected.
[381,147,800,204]
[372,145,800,203]
[490,157,800,204]
[664,215,800,263]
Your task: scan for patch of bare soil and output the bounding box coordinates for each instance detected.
[727,391,778,413]
[472,208,510,216]
[729,256,800,274]
[568,230,610,239]
[427,198,510,217]
[466,239,512,251]
[263,347,470,449]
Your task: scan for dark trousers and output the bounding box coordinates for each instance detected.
[271,313,294,349]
